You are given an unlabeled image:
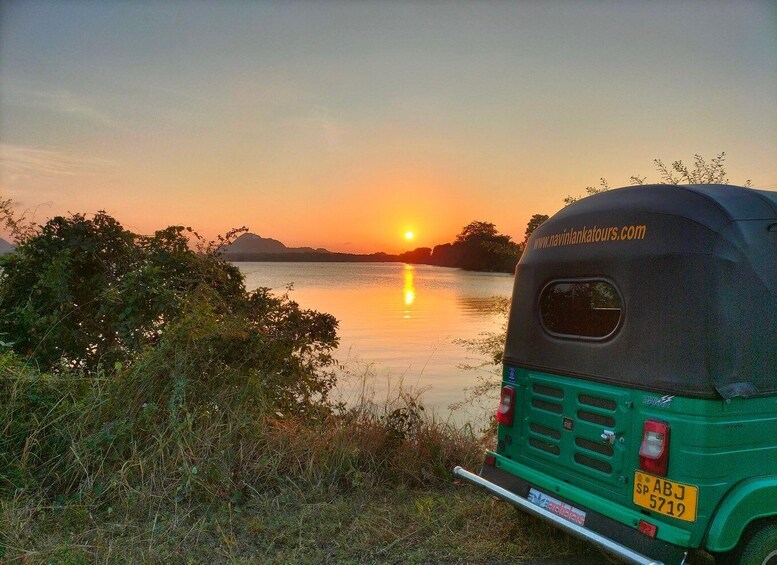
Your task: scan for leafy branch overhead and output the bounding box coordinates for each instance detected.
[0,195,39,243]
[564,152,752,205]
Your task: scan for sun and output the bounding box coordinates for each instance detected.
[404,231,415,241]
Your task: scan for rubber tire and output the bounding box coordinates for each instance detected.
[732,522,777,565]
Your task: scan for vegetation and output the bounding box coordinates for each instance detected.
[0,203,597,563]
[7,343,571,563]
[430,221,521,273]
[401,220,531,273]
[0,212,338,414]
[564,151,752,204]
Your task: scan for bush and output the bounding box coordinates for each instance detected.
[0,209,485,507]
[0,213,338,412]
[0,210,343,502]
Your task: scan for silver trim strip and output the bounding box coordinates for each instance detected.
[453,465,665,565]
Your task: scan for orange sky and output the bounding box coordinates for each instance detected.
[2,2,775,253]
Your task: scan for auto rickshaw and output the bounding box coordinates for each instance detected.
[455,184,777,565]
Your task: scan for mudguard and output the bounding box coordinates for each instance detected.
[705,477,777,553]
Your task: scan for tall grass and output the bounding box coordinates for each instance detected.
[1,357,484,499]
[0,350,603,564]
[0,344,501,561]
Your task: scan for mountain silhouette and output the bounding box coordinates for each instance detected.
[0,237,14,254]
[224,233,330,255]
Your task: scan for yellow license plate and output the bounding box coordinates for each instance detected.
[633,471,698,522]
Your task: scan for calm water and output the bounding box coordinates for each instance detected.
[238,262,513,418]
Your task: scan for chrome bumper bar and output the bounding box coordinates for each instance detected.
[453,465,670,565]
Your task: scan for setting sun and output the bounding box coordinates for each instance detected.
[404,231,415,241]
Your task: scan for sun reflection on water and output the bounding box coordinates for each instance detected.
[238,262,515,418]
[403,264,415,317]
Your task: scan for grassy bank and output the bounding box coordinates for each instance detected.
[3,484,596,564]
[0,352,598,564]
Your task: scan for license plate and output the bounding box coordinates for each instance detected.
[528,488,587,526]
[633,471,698,522]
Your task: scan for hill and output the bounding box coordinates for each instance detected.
[0,237,15,254]
[224,233,330,255]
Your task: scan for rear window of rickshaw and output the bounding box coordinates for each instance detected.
[540,280,622,339]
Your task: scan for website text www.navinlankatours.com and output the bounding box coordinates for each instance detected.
[533,224,647,250]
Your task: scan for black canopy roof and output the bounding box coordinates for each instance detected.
[504,184,777,399]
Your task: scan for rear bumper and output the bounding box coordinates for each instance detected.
[453,463,689,565]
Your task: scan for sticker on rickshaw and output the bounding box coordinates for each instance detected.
[528,488,587,525]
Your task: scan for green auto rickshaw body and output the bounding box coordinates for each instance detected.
[455,184,777,564]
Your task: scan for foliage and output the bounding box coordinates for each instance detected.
[0,195,38,243]
[523,214,549,244]
[0,202,482,509]
[564,177,612,205]
[2,342,534,562]
[452,297,511,435]
[0,212,337,411]
[0,206,349,512]
[652,152,751,185]
[426,221,521,273]
[454,221,500,244]
[0,345,481,502]
[398,246,432,264]
[564,152,751,204]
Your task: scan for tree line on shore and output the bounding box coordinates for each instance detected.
[398,215,548,273]
[221,216,547,273]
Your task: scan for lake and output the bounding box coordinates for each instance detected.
[238,262,514,421]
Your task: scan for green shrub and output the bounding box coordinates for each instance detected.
[0,213,338,411]
[0,207,483,520]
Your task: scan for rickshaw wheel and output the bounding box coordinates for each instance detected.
[728,522,777,565]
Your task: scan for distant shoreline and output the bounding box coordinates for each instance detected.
[222,224,520,274]
[224,252,516,274]
[224,251,401,263]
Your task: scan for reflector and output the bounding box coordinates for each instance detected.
[638,519,657,538]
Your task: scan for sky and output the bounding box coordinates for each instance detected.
[1,0,776,253]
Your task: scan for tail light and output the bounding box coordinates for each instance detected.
[639,420,670,476]
[496,386,516,426]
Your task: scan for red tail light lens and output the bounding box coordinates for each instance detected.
[639,420,670,476]
[638,519,657,538]
[496,386,516,426]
